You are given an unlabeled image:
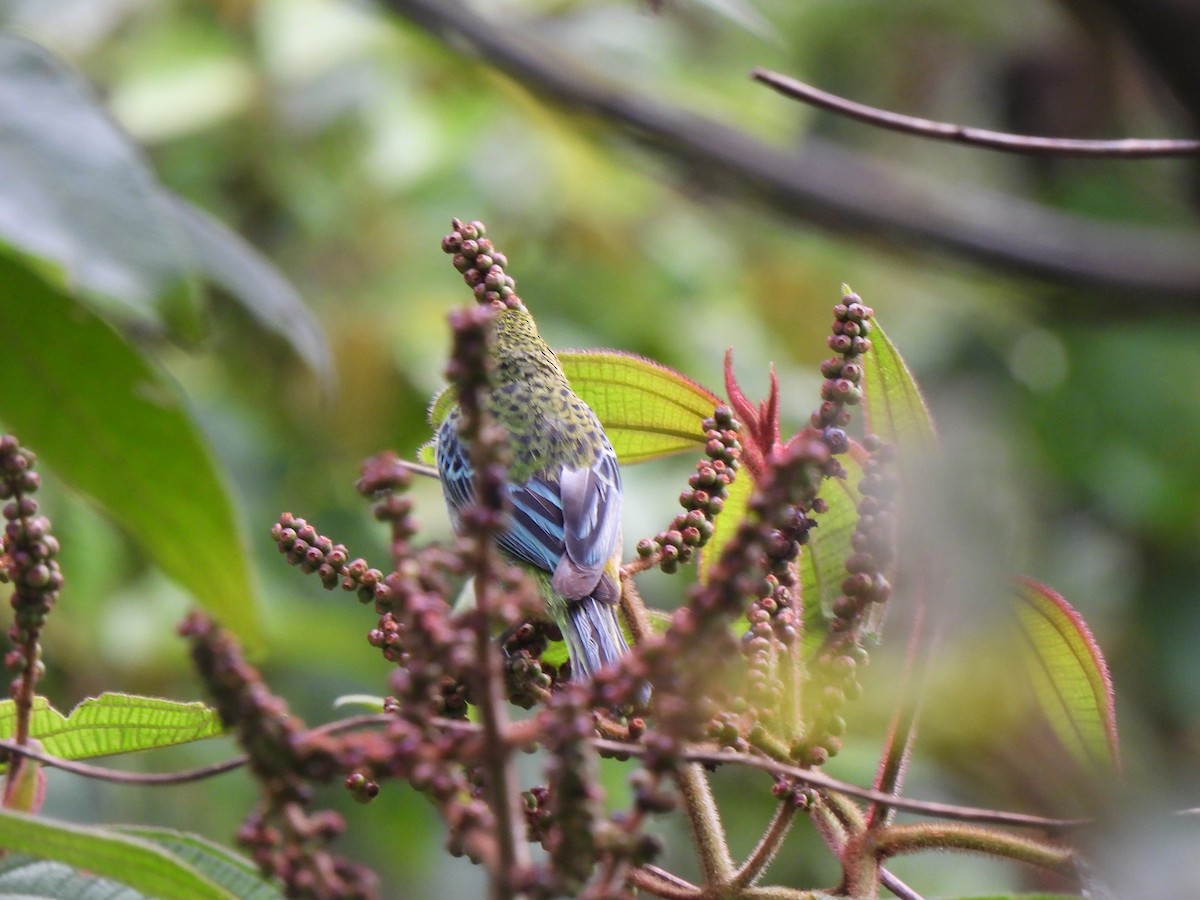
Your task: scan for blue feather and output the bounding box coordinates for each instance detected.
[436,405,647,705]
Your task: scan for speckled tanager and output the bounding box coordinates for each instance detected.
[435,300,637,692]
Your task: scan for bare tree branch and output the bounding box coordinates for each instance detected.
[379,0,1200,308]
[753,67,1200,157]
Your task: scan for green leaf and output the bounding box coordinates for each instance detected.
[860,311,936,449]
[332,695,387,713]
[420,385,455,465]
[0,809,237,900]
[162,195,332,385]
[0,34,195,323]
[0,35,328,381]
[0,854,146,898]
[427,385,455,430]
[426,351,719,465]
[0,253,262,643]
[559,350,720,463]
[115,829,283,900]
[0,694,223,765]
[0,831,279,900]
[800,450,864,643]
[1011,578,1120,772]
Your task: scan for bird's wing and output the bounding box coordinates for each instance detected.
[553,444,622,600]
[434,418,474,522]
[502,477,567,574]
[437,419,622,596]
[437,415,565,574]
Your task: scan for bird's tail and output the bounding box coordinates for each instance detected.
[564,594,650,706]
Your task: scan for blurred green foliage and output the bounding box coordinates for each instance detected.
[2,0,1199,895]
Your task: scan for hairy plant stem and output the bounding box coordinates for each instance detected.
[808,794,850,853]
[840,821,1076,896]
[676,763,736,888]
[618,571,654,645]
[620,566,739,890]
[872,822,1076,871]
[731,799,799,888]
[471,558,529,899]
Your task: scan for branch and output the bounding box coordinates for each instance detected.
[379,0,1200,307]
[752,67,1200,158]
[675,763,737,885]
[591,739,1088,830]
[872,821,1076,874]
[627,865,701,899]
[0,738,245,786]
[0,715,392,787]
[394,459,440,479]
[879,869,926,900]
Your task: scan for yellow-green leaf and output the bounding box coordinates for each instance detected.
[116,827,285,900]
[560,350,720,463]
[0,693,223,765]
[425,351,718,465]
[800,452,863,647]
[427,384,455,429]
[1012,578,1120,772]
[861,314,936,449]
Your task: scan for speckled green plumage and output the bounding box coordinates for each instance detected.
[483,306,608,481]
[435,303,636,692]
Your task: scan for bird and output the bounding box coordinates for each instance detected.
[434,299,644,702]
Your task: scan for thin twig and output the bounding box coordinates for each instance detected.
[0,738,246,785]
[0,715,393,787]
[591,739,1088,830]
[880,868,926,900]
[428,715,1091,830]
[627,865,701,899]
[752,67,1200,158]
[3,705,1088,834]
[394,459,440,479]
[638,864,700,893]
[380,0,1200,305]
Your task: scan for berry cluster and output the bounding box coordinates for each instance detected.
[442,219,522,311]
[354,451,419,566]
[502,621,560,709]
[639,436,830,744]
[811,289,874,434]
[0,436,61,736]
[798,435,899,765]
[180,613,378,899]
[637,406,741,574]
[272,512,383,601]
[829,434,897,637]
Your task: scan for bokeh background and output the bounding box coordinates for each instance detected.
[2,0,1199,896]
